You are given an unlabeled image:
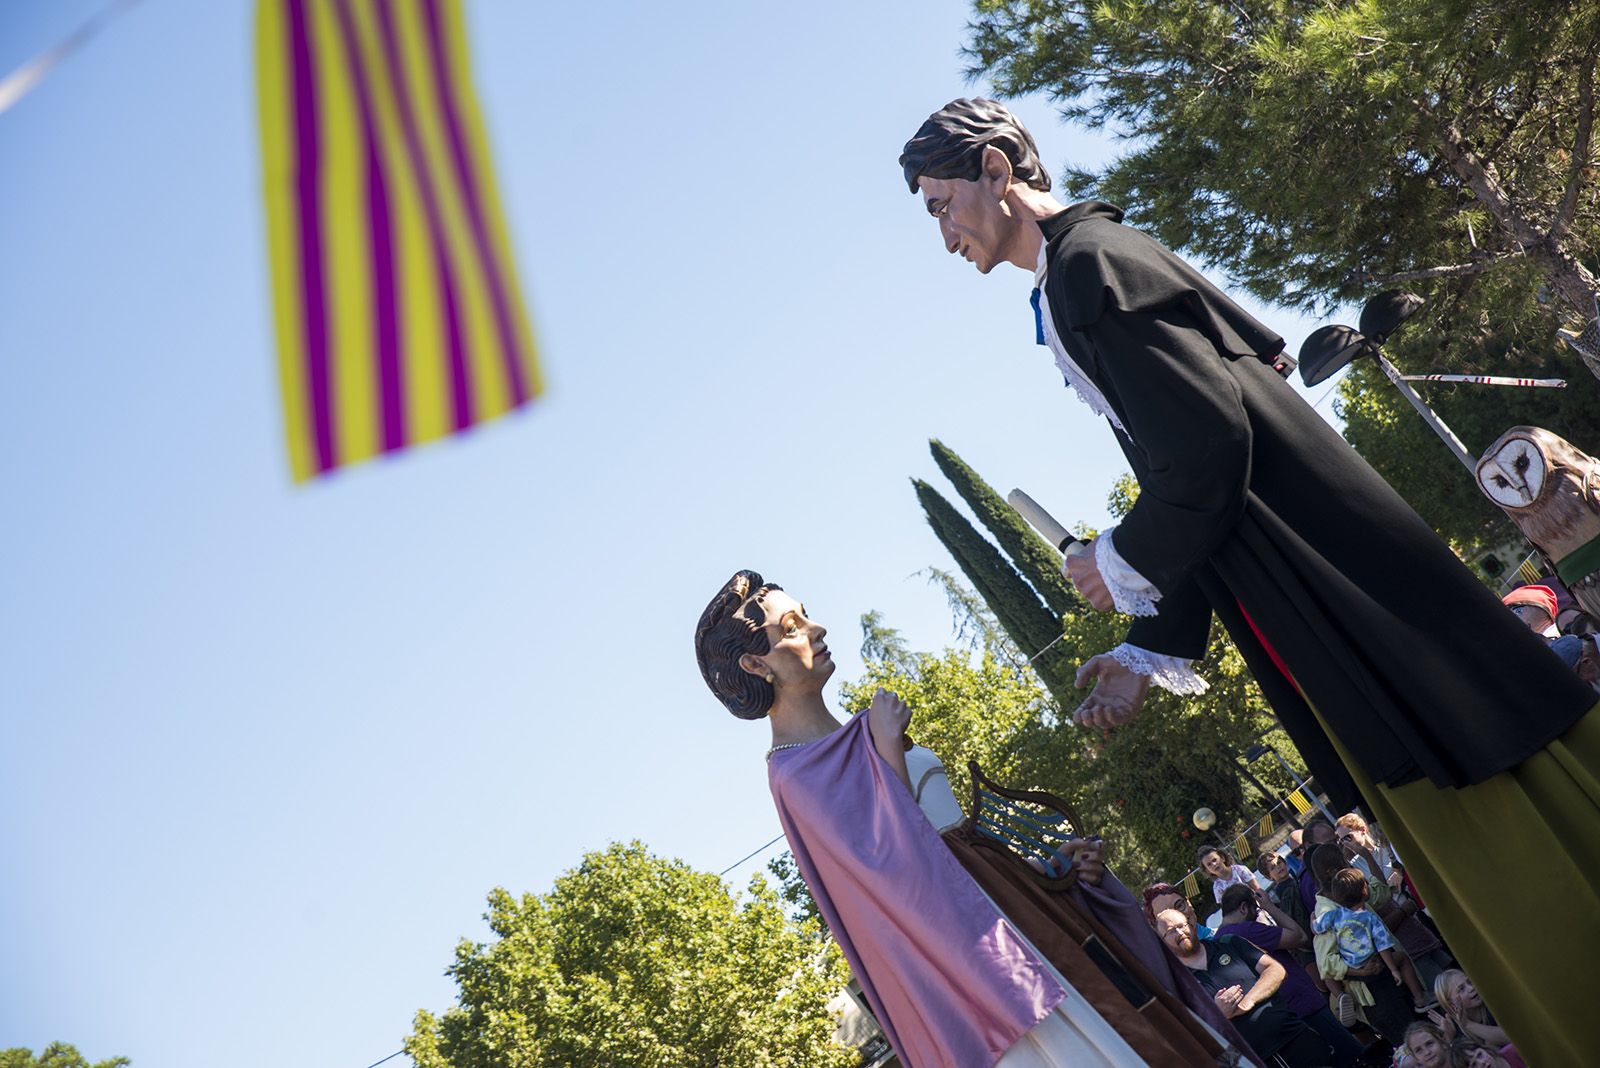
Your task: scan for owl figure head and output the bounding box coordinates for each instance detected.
[1476,426,1600,568]
[1476,428,1553,510]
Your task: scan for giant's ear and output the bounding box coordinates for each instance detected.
[980,144,1015,198]
[737,652,769,679]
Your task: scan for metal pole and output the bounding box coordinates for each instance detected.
[1373,351,1477,473]
[1261,746,1336,824]
[1222,743,1278,811]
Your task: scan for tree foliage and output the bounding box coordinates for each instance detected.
[964,0,1600,559]
[906,444,1306,884]
[0,1046,128,1068]
[408,842,854,1068]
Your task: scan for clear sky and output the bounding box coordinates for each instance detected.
[0,2,1339,1065]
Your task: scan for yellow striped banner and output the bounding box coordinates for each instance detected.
[1181,872,1200,899]
[1287,788,1314,815]
[1256,813,1274,838]
[258,0,542,480]
[1232,834,1250,861]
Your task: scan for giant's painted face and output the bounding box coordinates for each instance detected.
[917,171,1014,276]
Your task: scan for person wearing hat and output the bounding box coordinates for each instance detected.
[1502,584,1587,670]
[898,96,1600,1066]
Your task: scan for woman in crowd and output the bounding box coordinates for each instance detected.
[1142,882,1210,938]
[1433,970,1511,1049]
[693,571,1247,1067]
[1334,813,1399,885]
[1307,844,1414,1045]
[1337,813,1453,989]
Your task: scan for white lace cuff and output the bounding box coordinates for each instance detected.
[1095,529,1161,618]
[1109,643,1210,695]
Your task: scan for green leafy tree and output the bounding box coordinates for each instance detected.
[964,0,1600,559]
[407,841,855,1068]
[0,1046,128,1068]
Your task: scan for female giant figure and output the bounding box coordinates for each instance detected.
[694,570,1248,1067]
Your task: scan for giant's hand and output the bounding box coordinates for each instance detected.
[1064,543,1114,611]
[1063,836,1106,885]
[1073,655,1150,729]
[867,687,912,747]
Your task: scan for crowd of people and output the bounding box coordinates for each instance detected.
[1141,814,1529,1067]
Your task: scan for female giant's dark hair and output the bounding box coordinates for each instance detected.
[694,570,783,719]
[899,97,1051,195]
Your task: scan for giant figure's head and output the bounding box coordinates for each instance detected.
[694,570,833,719]
[899,98,1053,275]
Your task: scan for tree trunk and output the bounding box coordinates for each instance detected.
[1431,114,1599,325]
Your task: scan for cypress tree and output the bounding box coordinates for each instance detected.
[913,479,1078,708]
[929,439,1081,617]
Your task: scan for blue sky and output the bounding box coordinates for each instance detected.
[0,2,1338,1065]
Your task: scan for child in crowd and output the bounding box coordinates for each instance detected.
[1313,868,1428,1007]
[1197,844,1259,903]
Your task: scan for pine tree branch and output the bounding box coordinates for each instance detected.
[1428,104,1600,318]
[1345,254,1517,287]
[1550,40,1597,244]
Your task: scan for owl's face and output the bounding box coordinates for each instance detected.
[1477,435,1548,509]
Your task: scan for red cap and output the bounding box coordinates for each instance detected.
[1503,584,1559,619]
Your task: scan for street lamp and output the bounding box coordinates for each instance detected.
[1298,291,1478,472]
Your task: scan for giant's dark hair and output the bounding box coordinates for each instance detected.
[694,570,783,719]
[899,97,1051,195]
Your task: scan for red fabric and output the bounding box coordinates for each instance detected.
[1236,600,1298,688]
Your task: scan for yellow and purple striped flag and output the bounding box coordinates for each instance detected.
[257,0,541,481]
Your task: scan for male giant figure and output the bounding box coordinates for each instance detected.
[900,97,1600,1066]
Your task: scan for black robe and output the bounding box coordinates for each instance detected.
[1039,201,1596,808]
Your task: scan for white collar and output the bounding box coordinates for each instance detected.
[1032,238,1126,434]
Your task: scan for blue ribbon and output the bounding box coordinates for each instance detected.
[1030,287,1046,345]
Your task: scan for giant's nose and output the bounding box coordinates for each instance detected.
[940,215,958,253]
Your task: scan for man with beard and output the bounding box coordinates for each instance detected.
[1155,909,1335,1067]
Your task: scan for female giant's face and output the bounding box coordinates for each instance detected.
[738,590,833,695]
[1405,1030,1447,1068]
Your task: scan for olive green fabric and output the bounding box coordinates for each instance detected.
[1309,700,1600,1067]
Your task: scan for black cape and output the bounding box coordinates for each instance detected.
[1040,201,1596,806]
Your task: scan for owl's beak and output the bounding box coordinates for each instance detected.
[1483,459,1526,494]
